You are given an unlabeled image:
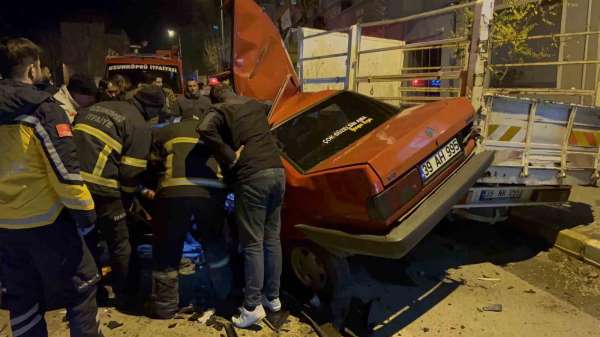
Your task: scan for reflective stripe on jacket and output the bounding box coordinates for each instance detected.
[0,80,95,229]
[149,117,224,198]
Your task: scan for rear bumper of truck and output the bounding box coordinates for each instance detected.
[295,150,495,259]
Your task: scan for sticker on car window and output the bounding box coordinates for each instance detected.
[322,116,374,144]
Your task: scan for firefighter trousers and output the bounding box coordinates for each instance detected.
[150,195,231,317]
[88,195,132,299]
[0,210,102,337]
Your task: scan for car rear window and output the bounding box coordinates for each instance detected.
[273,92,404,172]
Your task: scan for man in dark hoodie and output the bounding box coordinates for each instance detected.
[0,37,102,337]
[73,85,165,308]
[197,85,285,328]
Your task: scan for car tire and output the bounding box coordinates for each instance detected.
[285,241,351,296]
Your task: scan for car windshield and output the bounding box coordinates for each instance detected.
[106,65,181,93]
[273,92,404,172]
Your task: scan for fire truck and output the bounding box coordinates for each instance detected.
[104,47,184,94]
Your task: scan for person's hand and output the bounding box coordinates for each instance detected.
[231,145,245,168]
[141,188,156,200]
[235,145,245,161]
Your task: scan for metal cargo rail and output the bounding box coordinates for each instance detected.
[479,95,600,186]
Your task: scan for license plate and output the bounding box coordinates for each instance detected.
[419,138,462,181]
[479,189,523,202]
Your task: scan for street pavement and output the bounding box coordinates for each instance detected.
[1,216,599,337]
[348,219,600,337]
[510,186,600,267]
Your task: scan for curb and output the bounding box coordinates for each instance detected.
[508,210,600,268]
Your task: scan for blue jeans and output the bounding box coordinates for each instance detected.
[235,168,285,308]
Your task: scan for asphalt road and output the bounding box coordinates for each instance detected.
[344,218,600,337]
[1,216,599,337]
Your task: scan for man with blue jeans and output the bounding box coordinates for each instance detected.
[198,85,285,328]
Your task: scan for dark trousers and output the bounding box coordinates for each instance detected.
[0,210,102,337]
[235,168,286,308]
[151,195,230,316]
[89,195,132,298]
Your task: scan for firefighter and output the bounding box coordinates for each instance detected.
[73,85,165,308]
[145,102,231,318]
[198,85,285,328]
[0,38,102,337]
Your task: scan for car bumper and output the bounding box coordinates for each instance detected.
[295,150,495,259]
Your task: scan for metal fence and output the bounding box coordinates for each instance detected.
[295,1,478,106]
[293,0,600,109]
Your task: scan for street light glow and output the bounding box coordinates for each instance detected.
[167,29,176,38]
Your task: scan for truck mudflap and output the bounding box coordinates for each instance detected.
[295,150,495,259]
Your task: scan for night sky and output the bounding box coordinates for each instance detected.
[2,0,219,46]
[0,0,223,75]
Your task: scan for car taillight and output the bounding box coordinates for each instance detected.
[367,168,423,221]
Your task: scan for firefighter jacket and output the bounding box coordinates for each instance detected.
[149,116,225,198]
[73,100,152,198]
[0,80,95,230]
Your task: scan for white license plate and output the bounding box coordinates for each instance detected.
[479,189,523,202]
[419,138,462,181]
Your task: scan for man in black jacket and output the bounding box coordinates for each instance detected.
[176,78,211,119]
[197,85,285,328]
[73,85,165,307]
[146,104,231,318]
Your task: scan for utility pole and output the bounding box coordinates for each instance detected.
[220,0,225,71]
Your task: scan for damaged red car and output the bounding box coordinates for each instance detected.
[227,0,494,291]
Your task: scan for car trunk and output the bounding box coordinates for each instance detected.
[310,97,475,187]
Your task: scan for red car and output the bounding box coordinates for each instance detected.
[228,0,493,291]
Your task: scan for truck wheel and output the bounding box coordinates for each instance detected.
[287,242,351,294]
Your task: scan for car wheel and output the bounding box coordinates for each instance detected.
[287,241,351,294]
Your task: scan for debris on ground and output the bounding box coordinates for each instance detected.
[106,320,124,330]
[168,323,177,328]
[477,277,501,282]
[198,308,216,324]
[524,289,537,294]
[481,304,503,312]
[422,327,430,332]
[264,310,290,332]
[178,305,195,315]
[319,323,343,337]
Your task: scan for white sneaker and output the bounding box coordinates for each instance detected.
[232,305,266,328]
[262,297,282,312]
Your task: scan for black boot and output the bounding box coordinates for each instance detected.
[146,270,179,319]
